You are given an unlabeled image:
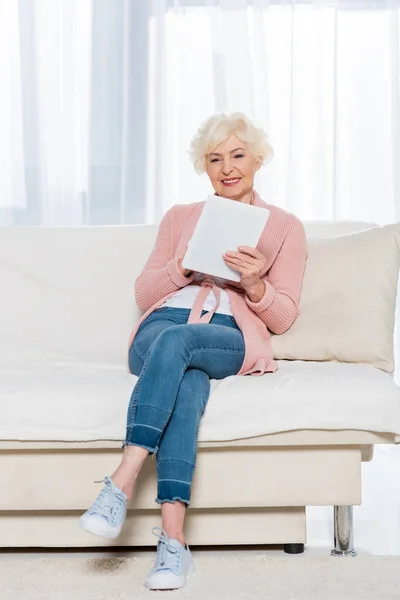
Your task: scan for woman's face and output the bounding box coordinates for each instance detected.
[205,134,261,202]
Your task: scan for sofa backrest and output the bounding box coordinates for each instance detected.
[0,221,375,367]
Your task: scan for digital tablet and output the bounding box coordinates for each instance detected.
[181,195,270,283]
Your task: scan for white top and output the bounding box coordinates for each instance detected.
[159,273,233,316]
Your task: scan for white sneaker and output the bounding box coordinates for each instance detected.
[79,476,127,539]
[145,527,195,590]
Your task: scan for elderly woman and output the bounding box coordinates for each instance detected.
[80,112,307,590]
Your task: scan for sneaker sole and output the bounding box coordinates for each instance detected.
[145,562,195,590]
[79,515,122,540]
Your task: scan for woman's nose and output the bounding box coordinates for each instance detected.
[222,163,233,175]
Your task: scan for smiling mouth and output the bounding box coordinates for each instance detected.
[221,178,241,186]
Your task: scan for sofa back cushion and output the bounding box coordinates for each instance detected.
[1,220,397,370]
[0,227,152,367]
[271,223,400,374]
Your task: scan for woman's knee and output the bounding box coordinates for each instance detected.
[151,325,194,356]
[128,342,144,376]
[129,321,180,375]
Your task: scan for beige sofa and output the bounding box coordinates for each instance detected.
[1,219,400,556]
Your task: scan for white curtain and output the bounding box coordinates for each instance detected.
[1,0,399,226]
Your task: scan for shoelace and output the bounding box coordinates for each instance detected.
[152,526,181,575]
[91,478,125,520]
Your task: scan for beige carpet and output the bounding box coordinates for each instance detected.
[2,554,400,599]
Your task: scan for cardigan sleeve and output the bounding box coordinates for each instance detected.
[135,206,196,312]
[245,216,308,334]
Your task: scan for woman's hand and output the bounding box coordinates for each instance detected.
[223,246,267,292]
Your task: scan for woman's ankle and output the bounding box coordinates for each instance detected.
[162,528,186,547]
[174,535,186,548]
[161,500,187,547]
[110,468,137,500]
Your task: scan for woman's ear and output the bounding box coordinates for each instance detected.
[255,160,262,172]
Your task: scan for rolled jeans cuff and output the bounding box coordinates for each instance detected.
[156,479,191,507]
[123,423,162,455]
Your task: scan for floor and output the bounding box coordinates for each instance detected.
[0,541,371,561]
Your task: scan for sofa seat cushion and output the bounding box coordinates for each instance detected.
[2,360,400,442]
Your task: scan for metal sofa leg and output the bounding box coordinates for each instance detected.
[331,505,357,557]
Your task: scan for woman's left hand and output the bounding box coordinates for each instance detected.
[223,246,267,291]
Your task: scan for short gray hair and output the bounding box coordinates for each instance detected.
[189,112,274,174]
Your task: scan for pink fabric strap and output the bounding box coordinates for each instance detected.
[187,279,221,324]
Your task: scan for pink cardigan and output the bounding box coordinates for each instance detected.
[129,192,308,376]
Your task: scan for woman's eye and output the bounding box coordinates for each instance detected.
[210,158,220,163]
[234,154,244,159]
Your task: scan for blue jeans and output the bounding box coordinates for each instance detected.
[126,306,245,506]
